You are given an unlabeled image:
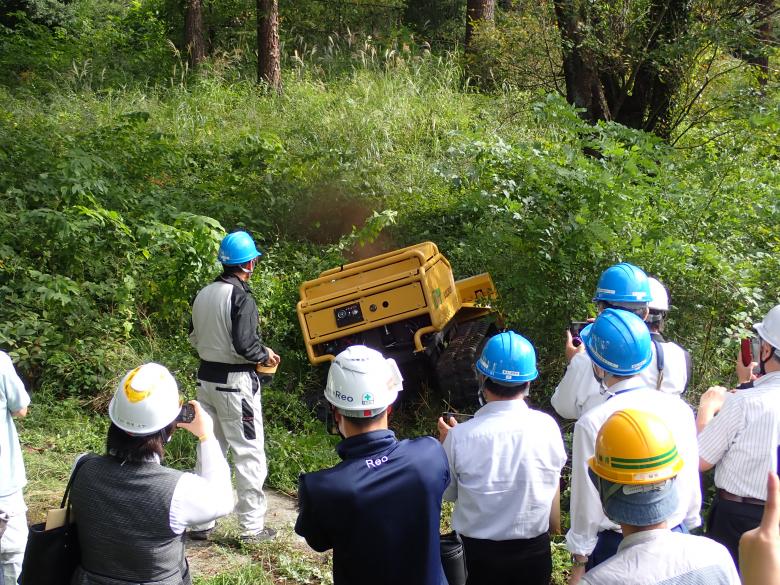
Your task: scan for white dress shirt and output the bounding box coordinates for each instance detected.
[581,529,739,585]
[76,437,234,534]
[551,341,690,420]
[442,399,566,540]
[169,437,234,533]
[566,382,702,556]
[699,371,780,500]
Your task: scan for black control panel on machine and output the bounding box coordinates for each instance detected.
[334,303,364,328]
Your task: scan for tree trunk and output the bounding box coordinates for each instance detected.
[184,0,206,67]
[257,0,281,91]
[553,0,690,138]
[465,0,495,49]
[553,0,611,123]
[748,0,773,86]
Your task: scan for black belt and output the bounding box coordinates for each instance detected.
[198,360,255,384]
[199,360,255,372]
[718,489,765,506]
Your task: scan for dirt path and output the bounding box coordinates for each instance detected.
[186,488,315,579]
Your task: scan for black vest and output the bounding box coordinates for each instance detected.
[69,455,190,585]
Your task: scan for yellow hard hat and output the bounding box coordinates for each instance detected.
[588,409,683,485]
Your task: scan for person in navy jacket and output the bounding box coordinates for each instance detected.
[295,345,450,585]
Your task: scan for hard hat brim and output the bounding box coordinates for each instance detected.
[588,468,679,526]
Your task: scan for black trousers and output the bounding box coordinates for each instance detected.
[461,533,551,585]
[707,495,764,569]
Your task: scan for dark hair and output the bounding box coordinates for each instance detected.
[597,301,647,319]
[341,408,387,428]
[221,263,246,276]
[647,310,666,333]
[483,378,529,398]
[106,422,176,463]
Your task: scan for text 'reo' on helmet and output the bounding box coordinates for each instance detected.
[218,231,263,266]
[580,309,652,376]
[109,363,181,435]
[325,345,403,418]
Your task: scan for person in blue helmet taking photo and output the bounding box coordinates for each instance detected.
[438,331,566,585]
[552,263,691,421]
[566,310,701,585]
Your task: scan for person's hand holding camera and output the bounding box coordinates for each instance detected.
[177,400,214,442]
[437,416,458,443]
[736,353,758,386]
[565,329,585,363]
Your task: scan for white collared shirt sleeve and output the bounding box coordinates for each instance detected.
[566,416,613,556]
[696,374,780,499]
[551,352,603,420]
[169,438,233,534]
[1,352,30,414]
[698,394,742,467]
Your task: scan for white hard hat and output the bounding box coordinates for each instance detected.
[754,304,780,352]
[648,278,669,312]
[325,345,403,418]
[109,363,181,434]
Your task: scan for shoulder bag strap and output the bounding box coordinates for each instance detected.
[60,453,99,514]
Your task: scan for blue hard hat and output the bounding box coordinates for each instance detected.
[218,231,262,265]
[476,331,538,384]
[580,309,652,376]
[593,263,652,304]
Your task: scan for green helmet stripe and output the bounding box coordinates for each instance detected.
[609,446,677,465]
[609,448,679,471]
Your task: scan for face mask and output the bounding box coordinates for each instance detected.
[592,365,609,395]
[758,340,773,377]
[240,259,256,275]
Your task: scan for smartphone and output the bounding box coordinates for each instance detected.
[442,412,474,424]
[741,338,753,367]
[569,321,589,347]
[176,403,195,424]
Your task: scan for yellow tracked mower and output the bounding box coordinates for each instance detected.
[296,242,501,407]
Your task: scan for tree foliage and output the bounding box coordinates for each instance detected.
[0,0,777,509]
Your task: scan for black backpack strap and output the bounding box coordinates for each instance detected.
[653,339,665,390]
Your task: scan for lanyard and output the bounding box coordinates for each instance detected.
[605,386,644,400]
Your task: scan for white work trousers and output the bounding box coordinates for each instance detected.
[0,490,28,585]
[194,371,267,535]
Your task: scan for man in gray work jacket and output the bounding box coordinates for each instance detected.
[189,230,281,542]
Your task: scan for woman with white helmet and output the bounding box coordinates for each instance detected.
[68,363,234,585]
